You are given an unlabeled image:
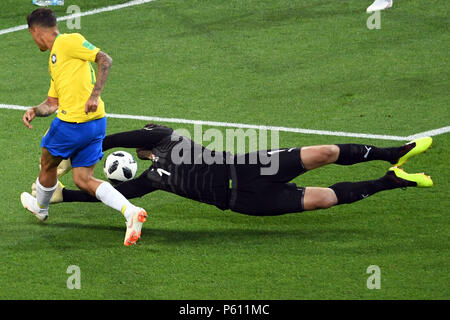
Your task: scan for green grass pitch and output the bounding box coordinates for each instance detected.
[0,0,448,299]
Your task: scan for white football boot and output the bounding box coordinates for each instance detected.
[367,0,393,13]
[124,207,148,246]
[20,192,49,222]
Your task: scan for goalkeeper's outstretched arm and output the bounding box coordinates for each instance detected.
[102,125,174,151]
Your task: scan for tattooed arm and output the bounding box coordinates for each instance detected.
[85,51,113,114]
[22,96,59,129]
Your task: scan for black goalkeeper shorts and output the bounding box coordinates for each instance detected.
[228,147,307,216]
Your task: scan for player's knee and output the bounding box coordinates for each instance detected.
[314,189,337,209]
[40,159,50,172]
[40,149,61,173]
[319,145,339,163]
[314,198,330,209]
[72,173,89,191]
[72,176,84,190]
[304,187,337,210]
[40,157,57,173]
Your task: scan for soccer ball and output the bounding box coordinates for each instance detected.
[103,151,138,184]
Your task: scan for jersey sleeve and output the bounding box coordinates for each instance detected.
[102,127,174,151]
[63,33,100,62]
[47,78,58,98]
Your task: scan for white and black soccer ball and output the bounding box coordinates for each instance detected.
[103,151,138,184]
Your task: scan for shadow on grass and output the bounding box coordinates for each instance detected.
[45,222,374,245]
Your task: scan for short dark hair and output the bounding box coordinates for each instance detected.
[27,8,57,28]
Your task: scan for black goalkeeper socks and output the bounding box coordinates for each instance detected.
[329,171,415,205]
[62,188,99,203]
[335,143,414,165]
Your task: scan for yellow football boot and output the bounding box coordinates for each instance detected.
[394,137,432,167]
[388,167,433,188]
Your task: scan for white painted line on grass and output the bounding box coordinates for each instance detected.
[0,25,28,36]
[3,103,448,141]
[406,126,450,140]
[0,0,156,36]
[105,112,409,141]
[0,104,28,111]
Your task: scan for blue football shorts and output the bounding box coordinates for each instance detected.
[41,117,107,168]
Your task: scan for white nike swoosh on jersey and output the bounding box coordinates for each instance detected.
[267,149,285,156]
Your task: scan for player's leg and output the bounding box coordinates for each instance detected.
[300,143,400,170]
[65,117,147,245]
[34,148,62,214]
[302,187,337,210]
[21,148,61,220]
[300,137,432,170]
[38,147,61,187]
[71,165,102,196]
[21,120,64,221]
[72,164,148,246]
[303,167,433,211]
[32,169,155,205]
[300,145,340,170]
[301,143,398,170]
[71,164,139,215]
[30,159,73,204]
[230,170,421,214]
[64,169,154,203]
[238,147,307,184]
[251,137,429,180]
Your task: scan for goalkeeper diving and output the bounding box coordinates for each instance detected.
[32,123,433,221]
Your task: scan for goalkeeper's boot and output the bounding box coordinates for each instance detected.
[124,207,148,246]
[57,159,72,178]
[387,167,433,188]
[20,192,48,222]
[367,0,393,13]
[32,181,64,204]
[39,159,72,178]
[393,137,433,167]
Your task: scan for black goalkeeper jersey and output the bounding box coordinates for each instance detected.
[64,124,307,216]
[103,124,231,210]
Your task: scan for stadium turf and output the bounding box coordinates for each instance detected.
[0,0,448,299]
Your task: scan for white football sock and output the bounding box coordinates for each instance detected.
[35,178,58,213]
[95,181,136,221]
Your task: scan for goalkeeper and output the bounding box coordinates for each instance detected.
[38,123,433,216]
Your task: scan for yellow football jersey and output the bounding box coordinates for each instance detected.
[48,33,105,123]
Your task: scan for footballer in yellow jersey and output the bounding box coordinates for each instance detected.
[21,8,147,246]
[48,32,105,123]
